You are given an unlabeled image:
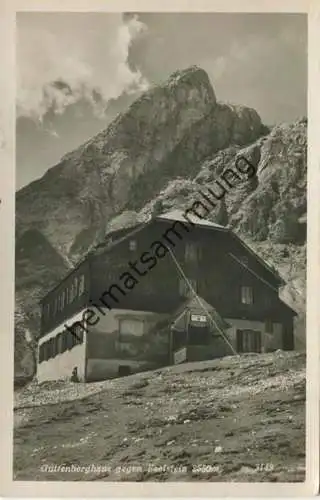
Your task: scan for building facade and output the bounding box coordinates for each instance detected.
[37,210,296,383]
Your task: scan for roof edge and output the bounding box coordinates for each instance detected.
[231,232,284,286]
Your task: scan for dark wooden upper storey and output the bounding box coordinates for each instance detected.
[39,211,296,337]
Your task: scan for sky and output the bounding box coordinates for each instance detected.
[16,12,307,189]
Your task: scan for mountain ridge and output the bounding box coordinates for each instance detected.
[15,66,307,381]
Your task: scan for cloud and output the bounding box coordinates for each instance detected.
[128,13,306,124]
[17,13,149,120]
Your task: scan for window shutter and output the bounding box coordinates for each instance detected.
[241,286,253,304]
[129,240,137,251]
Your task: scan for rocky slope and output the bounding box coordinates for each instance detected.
[13,351,305,482]
[15,65,307,380]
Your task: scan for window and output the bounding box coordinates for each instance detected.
[62,330,68,352]
[265,320,274,334]
[73,324,84,344]
[78,275,85,296]
[69,277,78,303]
[66,330,75,350]
[45,341,50,361]
[237,329,261,353]
[118,319,143,356]
[44,341,48,361]
[45,338,54,360]
[57,333,63,354]
[129,240,137,252]
[185,242,199,262]
[45,340,49,360]
[54,335,59,357]
[61,291,66,309]
[50,337,55,358]
[179,278,197,298]
[119,318,144,338]
[68,281,76,303]
[73,277,78,298]
[72,332,78,348]
[240,285,253,305]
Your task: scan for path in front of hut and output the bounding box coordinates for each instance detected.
[13,351,305,482]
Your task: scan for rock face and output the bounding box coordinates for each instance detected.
[14,304,36,385]
[15,66,306,380]
[16,66,263,263]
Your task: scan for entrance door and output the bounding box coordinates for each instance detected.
[188,325,210,345]
[236,329,261,353]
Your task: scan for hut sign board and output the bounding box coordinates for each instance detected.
[190,314,207,326]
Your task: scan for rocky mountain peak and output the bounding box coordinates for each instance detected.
[166,64,216,98]
[15,66,306,380]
